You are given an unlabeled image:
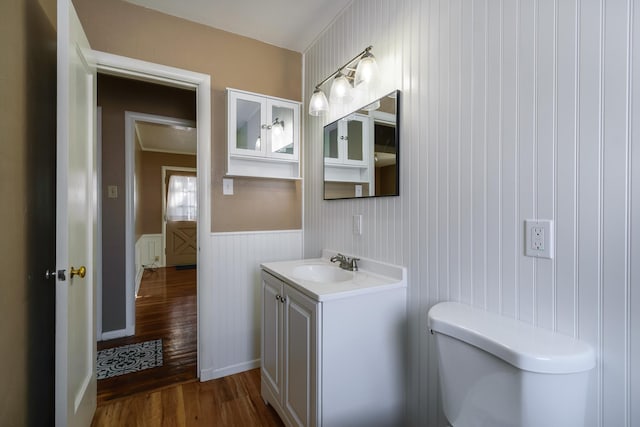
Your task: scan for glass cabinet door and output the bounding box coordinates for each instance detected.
[323,121,339,162]
[235,97,263,152]
[345,117,365,162]
[269,104,295,156]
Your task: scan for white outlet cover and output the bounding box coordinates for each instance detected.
[223,178,234,195]
[525,219,554,259]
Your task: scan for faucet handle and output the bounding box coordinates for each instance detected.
[349,257,359,271]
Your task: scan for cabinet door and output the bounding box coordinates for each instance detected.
[229,90,266,156]
[261,272,283,399]
[283,285,318,427]
[323,120,340,164]
[342,114,370,166]
[267,99,299,160]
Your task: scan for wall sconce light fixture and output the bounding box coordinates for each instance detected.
[308,45,378,116]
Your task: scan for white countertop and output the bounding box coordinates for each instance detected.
[261,251,406,302]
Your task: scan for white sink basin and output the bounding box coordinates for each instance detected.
[291,264,352,283]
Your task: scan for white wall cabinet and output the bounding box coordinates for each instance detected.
[261,268,406,427]
[323,113,372,184]
[323,113,370,166]
[227,88,301,179]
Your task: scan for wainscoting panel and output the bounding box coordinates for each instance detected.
[199,230,303,381]
[134,234,162,295]
[304,1,639,426]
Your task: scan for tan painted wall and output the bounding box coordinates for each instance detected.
[138,151,197,235]
[73,0,303,232]
[0,0,57,423]
[98,73,196,331]
[324,182,370,200]
[376,165,397,196]
[0,2,28,422]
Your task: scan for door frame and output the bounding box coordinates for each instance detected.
[96,107,103,339]
[161,166,197,267]
[124,112,196,294]
[90,50,211,376]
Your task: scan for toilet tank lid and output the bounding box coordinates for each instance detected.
[428,302,595,374]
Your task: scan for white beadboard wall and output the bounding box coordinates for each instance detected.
[199,230,302,381]
[303,1,638,426]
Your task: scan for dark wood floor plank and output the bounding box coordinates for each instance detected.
[93,267,284,426]
[97,267,197,403]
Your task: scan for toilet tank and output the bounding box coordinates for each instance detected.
[428,302,595,427]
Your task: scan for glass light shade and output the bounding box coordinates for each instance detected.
[355,52,379,87]
[329,73,353,104]
[309,88,329,116]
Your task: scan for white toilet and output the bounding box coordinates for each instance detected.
[428,302,595,427]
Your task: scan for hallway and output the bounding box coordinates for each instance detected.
[97,266,197,403]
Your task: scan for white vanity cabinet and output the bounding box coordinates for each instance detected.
[261,271,318,427]
[260,259,407,427]
[227,88,301,179]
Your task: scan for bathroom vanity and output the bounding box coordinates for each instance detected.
[260,251,407,427]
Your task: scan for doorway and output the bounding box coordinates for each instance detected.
[162,166,198,268]
[97,75,199,399]
[91,51,211,401]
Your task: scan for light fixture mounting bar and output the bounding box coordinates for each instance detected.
[314,45,373,89]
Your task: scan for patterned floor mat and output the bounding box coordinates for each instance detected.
[97,339,163,380]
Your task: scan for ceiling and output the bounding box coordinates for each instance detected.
[136,121,197,155]
[123,0,353,52]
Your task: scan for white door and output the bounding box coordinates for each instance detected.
[55,0,97,426]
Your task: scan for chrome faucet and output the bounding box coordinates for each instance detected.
[330,253,359,271]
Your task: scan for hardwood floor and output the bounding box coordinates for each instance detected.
[92,368,284,427]
[97,266,197,403]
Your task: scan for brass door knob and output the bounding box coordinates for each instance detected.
[70,266,86,278]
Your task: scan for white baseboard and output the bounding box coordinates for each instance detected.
[99,326,134,342]
[200,359,260,382]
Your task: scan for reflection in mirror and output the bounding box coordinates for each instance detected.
[323,90,399,200]
[236,98,262,151]
[271,105,294,155]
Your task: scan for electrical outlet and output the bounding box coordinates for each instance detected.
[525,220,553,259]
[531,226,545,250]
[355,185,363,197]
